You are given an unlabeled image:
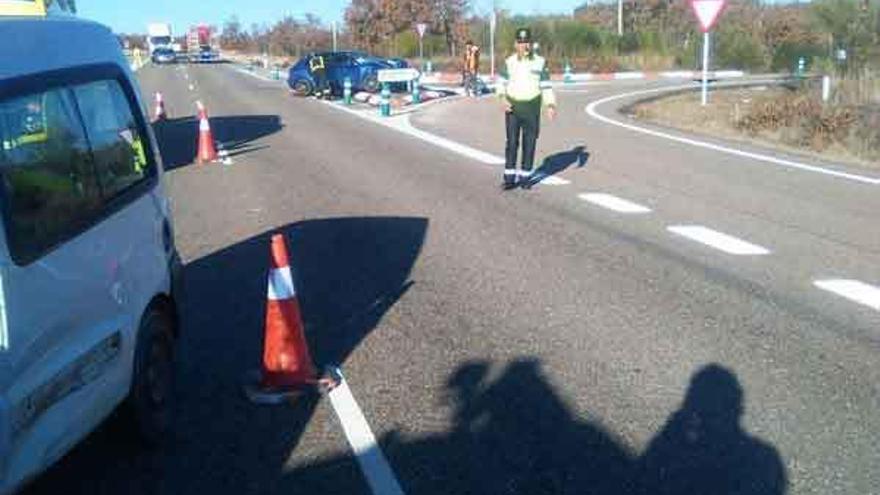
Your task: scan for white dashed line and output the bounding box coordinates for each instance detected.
[585,83,880,186]
[578,193,652,213]
[327,368,406,495]
[814,279,880,311]
[667,225,771,255]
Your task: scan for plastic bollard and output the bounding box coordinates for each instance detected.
[343,78,352,105]
[564,63,572,84]
[379,83,391,117]
[412,78,421,105]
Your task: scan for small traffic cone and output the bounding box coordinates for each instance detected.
[245,234,323,404]
[152,92,167,122]
[195,101,218,164]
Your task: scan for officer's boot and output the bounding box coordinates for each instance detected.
[502,169,517,190]
[520,169,534,190]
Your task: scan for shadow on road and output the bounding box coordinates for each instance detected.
[152,114,283,170]
[288,360,788,495]
[25,216,427,495]
[528,145,589,186]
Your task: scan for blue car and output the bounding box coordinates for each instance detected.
[288,51,409,96]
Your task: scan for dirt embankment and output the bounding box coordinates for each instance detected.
[631,83,880,168]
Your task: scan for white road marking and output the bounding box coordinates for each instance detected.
[584,83,880,186]
[537,176,571,185]
[667,225,771,255]
[328,368,406,495]
[814,279,880,311]
[232,66,279,83]
[579,193,652,213]
[321,100,578,189]
[321,100,504,165]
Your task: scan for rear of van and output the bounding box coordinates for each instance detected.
[0,15,180,493]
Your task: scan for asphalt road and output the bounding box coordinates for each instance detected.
[24,64,879,495]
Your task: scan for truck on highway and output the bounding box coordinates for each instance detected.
[146,22,172,56]
[186,24,217,63]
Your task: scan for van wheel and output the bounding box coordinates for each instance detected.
[121,304,175,447]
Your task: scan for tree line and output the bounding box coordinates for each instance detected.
[209,0,877,73]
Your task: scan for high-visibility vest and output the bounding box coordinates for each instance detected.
[309,56,325,72]
[496,53,556,107]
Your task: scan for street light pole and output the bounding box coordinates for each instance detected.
[332,21,338,51]
[618,0,623,36]
[490,9,496,80]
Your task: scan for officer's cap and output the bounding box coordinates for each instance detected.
[515,28,531,44]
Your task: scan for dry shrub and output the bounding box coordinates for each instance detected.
[736,91,861,152]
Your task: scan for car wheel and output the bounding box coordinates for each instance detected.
[120,303,175,447]
[291,79,314,97]
[362,73,379,93]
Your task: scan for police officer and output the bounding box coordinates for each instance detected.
[497,28,556,190]
[309,53,330,99]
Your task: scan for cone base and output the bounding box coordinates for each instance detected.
[243,369,313,405]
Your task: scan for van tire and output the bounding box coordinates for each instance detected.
[121,303,175,447]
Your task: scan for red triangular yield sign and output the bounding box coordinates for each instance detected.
[691,0,726,32]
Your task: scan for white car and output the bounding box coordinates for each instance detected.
[0,12,181,493]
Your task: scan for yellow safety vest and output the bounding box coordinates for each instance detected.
[497,53,556,107]
[309,56,325,71]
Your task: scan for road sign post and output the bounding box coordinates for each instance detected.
[416,23,427,72]
[690,0,726,106]
[701,31,710,106]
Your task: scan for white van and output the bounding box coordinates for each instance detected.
[0,14,181,493]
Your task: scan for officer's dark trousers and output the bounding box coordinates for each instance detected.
[504,98,541,182]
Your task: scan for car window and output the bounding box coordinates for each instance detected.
[73,80,150,199]
[327,53,352,66]
[0,87,102,263]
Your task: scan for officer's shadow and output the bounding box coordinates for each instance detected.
[526,145,589,187]
[286,360,788,495]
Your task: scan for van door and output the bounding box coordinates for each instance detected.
[0,72,165,481]
[0,84,125,477]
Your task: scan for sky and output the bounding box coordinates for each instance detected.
[80,0,804,35]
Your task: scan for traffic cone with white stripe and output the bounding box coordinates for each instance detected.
[245,233,321,404]
[152,92,167,122]
[195,101,218,165]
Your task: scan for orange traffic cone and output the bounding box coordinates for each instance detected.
[152,92,167,122]
[196,101,218,164]
[245,234,320,404]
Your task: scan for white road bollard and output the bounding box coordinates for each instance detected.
[412,77,421,104]
[822,75,831,103]
[564,63,572,84]
[344,77,352,105]
[379,83,391,117]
